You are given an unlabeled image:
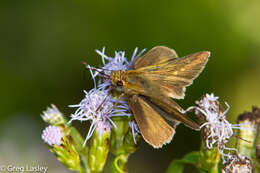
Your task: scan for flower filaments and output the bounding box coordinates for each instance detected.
[78,47,146,144]
[95,47,146,90]
[222,154,252,173]
[191,93,241,157]
[41,104,66,125]
[189,93,254,172]
[42,125,63,146]
[69,88,130,146]
[128,120,140,144]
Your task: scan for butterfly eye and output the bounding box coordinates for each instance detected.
[116,81,123,86]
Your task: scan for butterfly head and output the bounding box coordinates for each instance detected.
[110,70,125,88]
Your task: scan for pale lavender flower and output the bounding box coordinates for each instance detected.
[69,88,130,145]
[95,121,112,136]
[222,154,252,173]
[74,47,145,145]
[195,93,219,115]
[95,47,146,89]
[129,120,140,144]
[42,125,63,146]
[41,104,65,125]
[187,93,241,159]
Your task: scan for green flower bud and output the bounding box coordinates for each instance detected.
[88,121,111,172]
[199,140,221,172]
[42,125,85,173]
[236,107,260,158]
[253,107,260,155]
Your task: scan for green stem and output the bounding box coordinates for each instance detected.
[198,142,220,173]
[77,166,88,173]
[111,154,130,173]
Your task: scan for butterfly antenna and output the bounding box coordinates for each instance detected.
[82,61,110,78]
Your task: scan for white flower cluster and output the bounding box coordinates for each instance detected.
[42,125,63,146]
[222,154,252,173]
[69,88,130,145]
[41,104,65,125]
[69,47,145,145]
[192,93,242,159]
[190,93,253,171]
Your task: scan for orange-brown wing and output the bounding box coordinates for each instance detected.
[133,46,178,69]
[129,95,179,148]
[147,95,200,130]
[128,51,210,99]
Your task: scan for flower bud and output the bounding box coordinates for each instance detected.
[41,125,84,172]
[198,141,221,172]
[42,125,63,146]
[252,107,260,161]
[41,105,66,125]
[237,107,260,158]
[88,121,111,172]
[192,93,236,157]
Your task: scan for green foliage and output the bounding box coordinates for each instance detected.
[166,152,199,173]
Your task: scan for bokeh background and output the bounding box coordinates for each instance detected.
[0,0,260,172]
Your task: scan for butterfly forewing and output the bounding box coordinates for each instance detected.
[133,46,178,69]
[128,51,210,99]
[129,95,177,148]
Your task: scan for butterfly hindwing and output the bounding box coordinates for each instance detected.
[129,95,178,148]
[147,95,200,130]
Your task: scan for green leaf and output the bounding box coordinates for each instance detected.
[166,151,199,173]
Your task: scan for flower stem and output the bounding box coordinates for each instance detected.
[198,141,220,173]
[111,154,130,173]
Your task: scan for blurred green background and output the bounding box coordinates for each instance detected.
[0,0,260,172]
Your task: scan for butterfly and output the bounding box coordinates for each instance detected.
[108,46,210,148]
